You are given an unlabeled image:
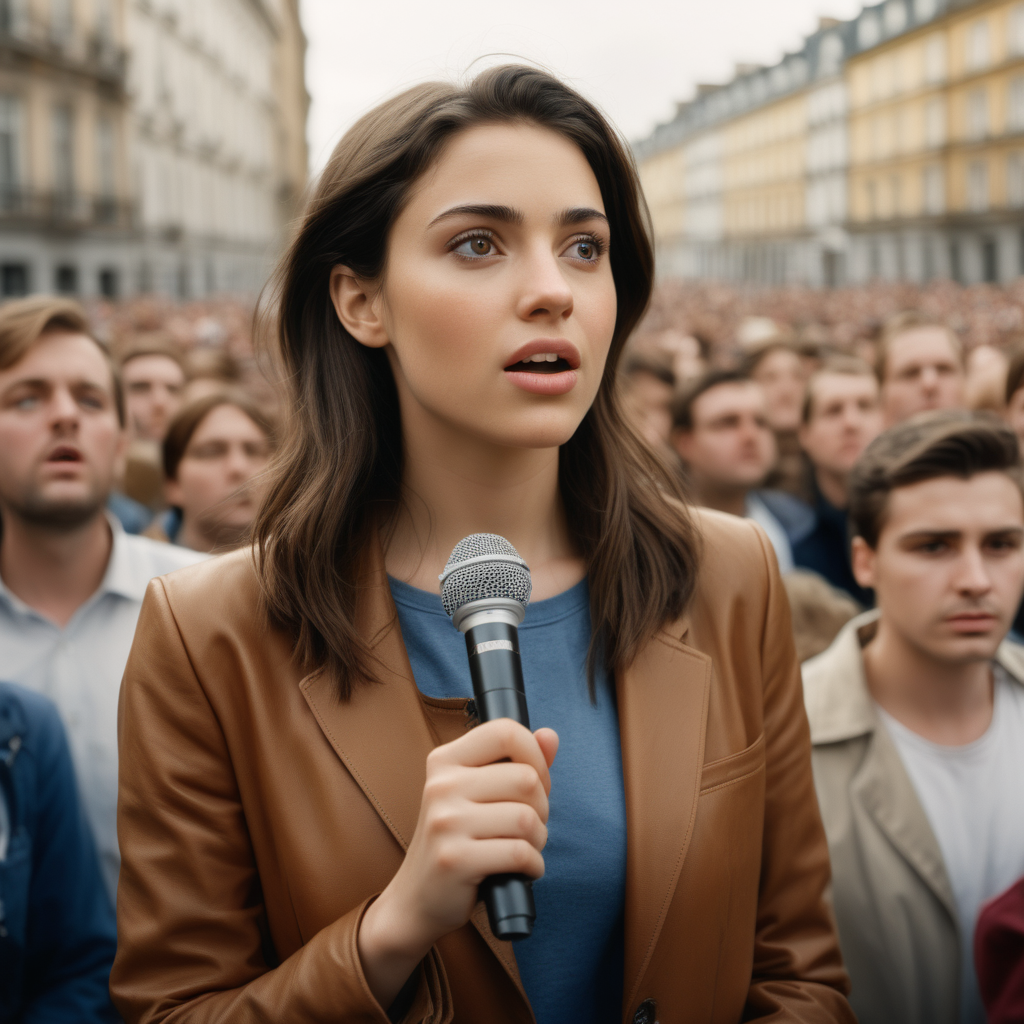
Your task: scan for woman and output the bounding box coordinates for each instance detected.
[145,391,275,553]
[111,67,852,1023]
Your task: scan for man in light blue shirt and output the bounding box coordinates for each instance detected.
[0,296,206,897]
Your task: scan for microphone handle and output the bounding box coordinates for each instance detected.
[464,620,536,942]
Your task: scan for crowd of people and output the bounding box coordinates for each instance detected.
[3,271,1024,1020]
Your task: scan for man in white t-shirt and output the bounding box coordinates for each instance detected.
[0,296,207,898]
[802,411,1024,1024]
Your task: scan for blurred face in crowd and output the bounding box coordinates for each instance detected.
[1007,385,1024,448]
[880,327,965,427]
[799,371,883,501]
[122,353,186,443]
[165,403,272,553]
[673,381,777,497]
[622,369,674,449]
[750,346,806,434]
[331,123,617,455]
[0,331,124,530]
[853,472,1024,666]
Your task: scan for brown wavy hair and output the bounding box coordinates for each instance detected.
[254,64,700,698]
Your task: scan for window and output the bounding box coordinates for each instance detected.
[866,179,878,219]
[924,35,946,84]
[54,264,78,294]
[982,238,998,283]
[0,0,28,34]
[915,0,937,19]
[1012,77,1024,133]
[0,94,21,210]
[967,20,991,71]
[1008,153,1024,207]
[98,267,118,298]
[967,87,989,140]
[52,104,74,197]
[923,164,945,213]
[1012,4,1024,57]
[50,0,72,45]
[890,174,903,218]
[96,114,115,197]
[950,239,962,282]
[859,11,881,48]
[1,263,28,296]
[968,159,990,211]
[925,97,946,147]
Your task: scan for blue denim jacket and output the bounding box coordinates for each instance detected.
[0,683,119,1023]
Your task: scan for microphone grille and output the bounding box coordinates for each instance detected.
[439,533,532,620]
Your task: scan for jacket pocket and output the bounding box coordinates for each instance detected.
[699,732,765,794]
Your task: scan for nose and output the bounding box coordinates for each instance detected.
[920,366,940,393]
[50,386,80,431]
[955,545,993,597]
[515,244,574,323]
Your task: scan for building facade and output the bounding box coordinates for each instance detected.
[636,0,1024,287]
[0,0,308,299]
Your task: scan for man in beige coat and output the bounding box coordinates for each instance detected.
[803,413,1024,1024]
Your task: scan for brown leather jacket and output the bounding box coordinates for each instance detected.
[111,508,853,1024]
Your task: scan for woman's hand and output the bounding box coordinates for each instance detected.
[357,720,559,1009]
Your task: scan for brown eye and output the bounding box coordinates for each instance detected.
[454,235,495,258]
[577,241,594,259]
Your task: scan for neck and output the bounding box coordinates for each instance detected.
[815,466,849,509]
[177,516,245,554]
[691,478,748,518]
[0,510,112,628]
[385,415,584,602]
[862,617,996,745]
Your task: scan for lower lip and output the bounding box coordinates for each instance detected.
[947,616,998,633]
[504,369,578,396]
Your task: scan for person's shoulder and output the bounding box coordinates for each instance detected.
[691,505,776,583]
[121,531,211,577]
[0,681,66,755]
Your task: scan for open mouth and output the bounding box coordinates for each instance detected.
[504,354,574,375]
[47,446,82,463]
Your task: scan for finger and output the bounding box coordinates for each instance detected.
[534,728,559,769]
[460,800,548,850]
[430,719,551,790]
[438,762,550,821]
[461,838,546,884]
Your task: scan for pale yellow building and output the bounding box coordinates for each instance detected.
[847,0,1024,283]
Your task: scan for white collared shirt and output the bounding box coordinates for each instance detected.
[0,515,207,897]
[745,493,795,574]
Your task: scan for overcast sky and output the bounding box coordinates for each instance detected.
[299,0,866,173]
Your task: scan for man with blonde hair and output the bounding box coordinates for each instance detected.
[0,296,205,897]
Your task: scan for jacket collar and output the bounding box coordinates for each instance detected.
[803,607,1024,926]
[298,537,712,1010]
[804,608,1024,745]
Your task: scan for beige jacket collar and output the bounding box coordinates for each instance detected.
[803,608,1024,745]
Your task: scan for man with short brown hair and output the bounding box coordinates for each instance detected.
[0,296,205,897]
[804,412,1024,1024]
[793,357,883,604]
[877,311,966,426]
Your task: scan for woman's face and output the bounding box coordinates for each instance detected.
[166,403,272,549]
[338,123,618,451]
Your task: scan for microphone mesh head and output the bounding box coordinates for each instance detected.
[440,534,532,620]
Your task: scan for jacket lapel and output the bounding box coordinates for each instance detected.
[852,721,958,924]
[617,619,712,1010]
[299,545,433,851]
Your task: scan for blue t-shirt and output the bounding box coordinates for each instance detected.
[389,576,626,1024]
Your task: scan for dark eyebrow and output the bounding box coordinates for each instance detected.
[557,206,608,226]
[427,204,609,229]
[428,204,524,228]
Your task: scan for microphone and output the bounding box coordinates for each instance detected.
[439,534,535,942]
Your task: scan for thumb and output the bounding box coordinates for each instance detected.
[534,727,559,769]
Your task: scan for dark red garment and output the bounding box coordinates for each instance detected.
[976,876,1024,1024]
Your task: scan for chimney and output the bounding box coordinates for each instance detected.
[818,16,841,30]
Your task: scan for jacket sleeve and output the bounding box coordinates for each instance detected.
[110,578,451,1024]
[744,524,855,1021]
[19,691,120,1024]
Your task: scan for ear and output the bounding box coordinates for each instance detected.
[329,266,389,349]
[850,535,877,589]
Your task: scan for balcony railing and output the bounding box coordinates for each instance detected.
[0,13,127,87]
[0,187,133,228]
